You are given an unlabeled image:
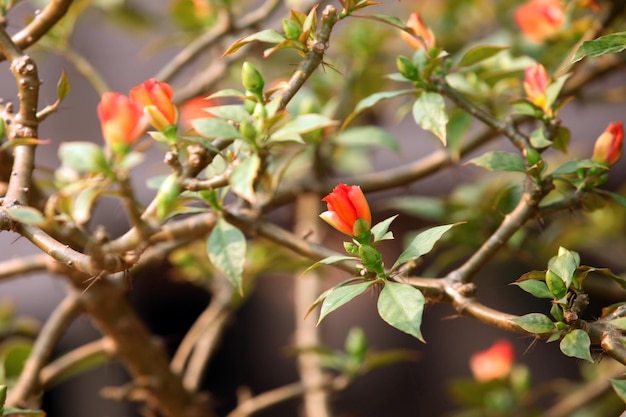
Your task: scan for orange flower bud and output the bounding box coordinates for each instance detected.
[470,340,515,382]
[97,92,145,153]
[401,12,435,51]
[523,63,550,110]
[592,121,623,166]
[514,0,565,43]
[320,184,372,237]
[129,78,178,131]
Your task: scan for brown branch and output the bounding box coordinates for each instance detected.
[7,292,82,407]
[0,0,74,63]
[0,253,48,281]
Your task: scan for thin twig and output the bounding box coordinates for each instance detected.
[7,292,82,407]
[0,253,49,281]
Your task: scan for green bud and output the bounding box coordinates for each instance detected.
[358,244,384,276]
[344,241,358,255]
[242,62,265,98]
[397,56,417,80]
[155,174,181,221]
[283,18,302,40]
[244,98,256,114]
[239,121,257,143]
[345,327,368,362]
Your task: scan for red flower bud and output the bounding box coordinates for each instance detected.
[320,184,372,237]
[97,92,145,153]
[129,78,178,131]
[514,0,565,43]
[523,63,550,110]
[470,340,515,382]
[401,12,435,51]
[592,121,623,166]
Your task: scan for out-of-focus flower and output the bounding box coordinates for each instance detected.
[514,0,565,43]
[129,79,178,132]
[400,12,435,51]
[179,96,218,132]
[592,121,623,166]
[523,63,550,111]
[470,340,515,382]
[97,92,145,153]
[320,184,372,237]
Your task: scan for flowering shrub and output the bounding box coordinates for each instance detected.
[0,0,625,416]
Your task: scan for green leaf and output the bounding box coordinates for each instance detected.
[56,68,71,101]
[73,187,103,225]
[207,218,246,292]
[346,89,415,126]
[548,247,579,288]
[333,126,400,152]
[271,114,337,143]
[377,281,426,342]
[0,385,5,413]
[610,379,626,402]
[301,255,359,275]
[607,191,626,208]
[412,92,448,145]
[370,215,398,243]
[58,142,109,174]
[192,118,243,139]
[5,207,45,225]
[318,281,374,324]
[570,31,626,64]
[560,329,593,362]
[391,223,459,271]
[458,45,509,68]
[208,89,246,99]
[229,153,260,203]
[513,280,553,299]
[222,29,286,56]
[205,105,251,123]
[529,128,552,148]
[1,339,32,382]
[467,151,525,173]
[511,313,555,333]
[550,159,606,175]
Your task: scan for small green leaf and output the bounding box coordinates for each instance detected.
[377,281,426,342]
[370,215,398,243]
[5,206,45,225]
[570,31,626,64]
[271,114,337,143]
[301,255,359,275]
[550,159,606,176]
[548,248,578,287]
[73,187,102,225]
[412,92,448,145]
[467,151,525,173]
[546,270,567,299]
[222,29,286,56]
[192,118,243,139]
[58,142,109,174]
[607,191,626,208]
[529,128,552,148]
[609,379,626,402]
[208,89,246,99]
[391,223,459,271]
[514,280,553,299]
[205,105,251,123]
[229,153,260,203]
[458,45,508,68]
[346,89,415,126]
[333,126,400,152]
[207,218,246,292]
[56,68,71,101]
[511,313,555,333]
[560,329,593,362]
[318,281,374,325]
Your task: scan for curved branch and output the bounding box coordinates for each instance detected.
[0,0,74,63]
[0,253,48,281]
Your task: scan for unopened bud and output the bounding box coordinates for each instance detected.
[242,62,265,97]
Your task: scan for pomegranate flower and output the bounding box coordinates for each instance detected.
[97,92,145,153]
[320,184,372,237]
[470,340,515,382]
[401,12,435,51]
[592,121,623,166]
[514,0,565,43]
[523,63,550,111]
[130,78,178,132]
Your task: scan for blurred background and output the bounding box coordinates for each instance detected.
[1,0,625,416]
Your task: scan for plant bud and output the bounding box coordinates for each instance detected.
[242,62,265,97]
[397,56,418,80]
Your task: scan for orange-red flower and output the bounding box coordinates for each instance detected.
[178,96,218,132]
[320,184,372,236]
[470,340,515,382]
[592,121,623,166]
[514,0,565,43]
[97,92,145,153]
[129,78,178,132]
[401,12,435,51]
[523,63,550,110]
